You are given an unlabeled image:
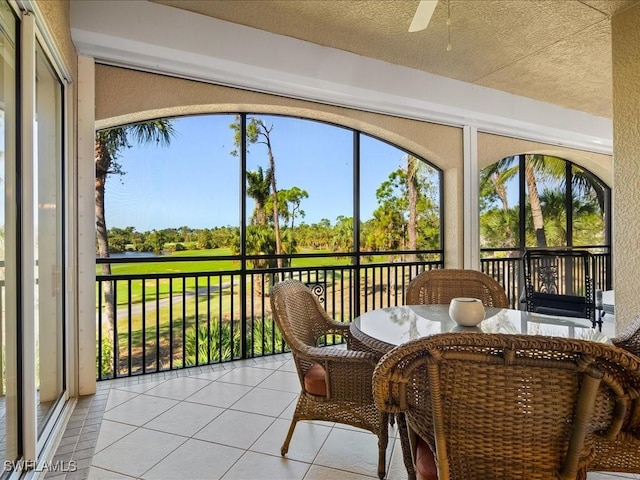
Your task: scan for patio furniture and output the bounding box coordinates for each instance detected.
[349,304,608,353]
[611,312,640,357]
[589,433,640,475]
[269,279,389,479]
[405,269,509,308]
[522,248,599,329]
[372,332,640,480]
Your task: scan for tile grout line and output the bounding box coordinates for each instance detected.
[44,354,294,479]
[45,386,109,480]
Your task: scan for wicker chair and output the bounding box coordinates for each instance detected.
[372,333,640,480]
[270,279,389,479]
[611,313,640,357]
[405,269,508,308]
[586,314,640,475]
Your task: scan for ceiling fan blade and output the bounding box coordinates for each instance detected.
[409,0,438,32]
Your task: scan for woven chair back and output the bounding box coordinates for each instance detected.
[612,313,640,357]
[373,333,640,480]
[405,269,508,308]
[270,279,328,350]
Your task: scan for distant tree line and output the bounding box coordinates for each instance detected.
[102,204,442,256]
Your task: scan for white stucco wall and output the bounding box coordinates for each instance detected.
[612,3,640,328]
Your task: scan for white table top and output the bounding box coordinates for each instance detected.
[351,304,609,352]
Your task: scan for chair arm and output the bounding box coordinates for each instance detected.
[315,318,383,356]
[320,321,351,338]
[297,346,380,402]
[299,344,379,364]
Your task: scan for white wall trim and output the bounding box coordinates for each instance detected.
[76,55,97,396]
[70,0,613,155]
[15,0,73,83]
[463,126,480,270]
[20,10,37,464]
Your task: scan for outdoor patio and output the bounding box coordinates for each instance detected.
[42,315,639,480]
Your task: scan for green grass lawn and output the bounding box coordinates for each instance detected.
[94,248,415,377]
[95,248,354,308]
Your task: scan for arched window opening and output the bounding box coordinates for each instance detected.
[95,113,444,378]
[480,154,611,307]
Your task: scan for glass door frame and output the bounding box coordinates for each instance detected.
[8,5,74,475]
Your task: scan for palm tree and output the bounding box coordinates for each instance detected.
[480,155,555,249]
[246,118,284,272]
[230,115,285,280]
[95,119,175,370]
[246,166,271,226]
[480,154,606,252]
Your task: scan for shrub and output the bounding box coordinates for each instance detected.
[97,338,114,379]
[179,318,285,367]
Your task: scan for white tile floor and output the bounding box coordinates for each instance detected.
[59,315,637,480]
[86,354,410,480]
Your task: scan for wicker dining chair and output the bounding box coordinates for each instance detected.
[405,269,508,308]
[585,314,640,475]
[611,313,640,357]
[270,279,389,479]
[372,333,640,480]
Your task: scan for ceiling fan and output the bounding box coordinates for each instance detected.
[409,0,438,32]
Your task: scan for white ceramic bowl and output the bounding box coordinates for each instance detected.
[449,297,485,326]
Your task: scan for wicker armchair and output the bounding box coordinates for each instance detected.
[586,314,640,475]
[270,279,389,479]
[405,269,508,308]
[373,333,640,480]
[611,313,640,357]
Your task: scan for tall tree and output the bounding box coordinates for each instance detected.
[246,166,272,226]
[247,118,284,271]
[231,116,285,275]
[480,154,605,250]
[524,156,547,247]
[406,155,420,261]
[95,119,175,368]
[368,158,439,260]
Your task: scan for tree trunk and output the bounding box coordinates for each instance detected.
[490,171,515,249]
[525,159,547,247]
[95,141,118,372]
[266,142,284,275]
[407,156,419,262]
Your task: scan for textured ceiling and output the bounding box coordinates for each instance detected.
[152,0,640,119]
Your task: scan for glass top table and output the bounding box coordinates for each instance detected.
[350,304,610,353]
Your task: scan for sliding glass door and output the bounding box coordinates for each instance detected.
[34,40,65,441]
[0,0,18,469]
[0,3,69,475]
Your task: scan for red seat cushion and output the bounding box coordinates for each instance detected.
[415,435,438,480]
[304,363,327,396]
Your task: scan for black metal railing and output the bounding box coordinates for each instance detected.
[96,247,611,380]
[96,250,444,379]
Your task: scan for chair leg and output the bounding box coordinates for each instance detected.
[281,418,298,456]
[378,415,389,479]
[397,413,417,480]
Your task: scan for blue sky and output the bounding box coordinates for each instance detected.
[105,114,420,232]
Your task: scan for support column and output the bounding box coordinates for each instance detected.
[463,126,480,270]
[77,55,97,395]
[612,4,640,327]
